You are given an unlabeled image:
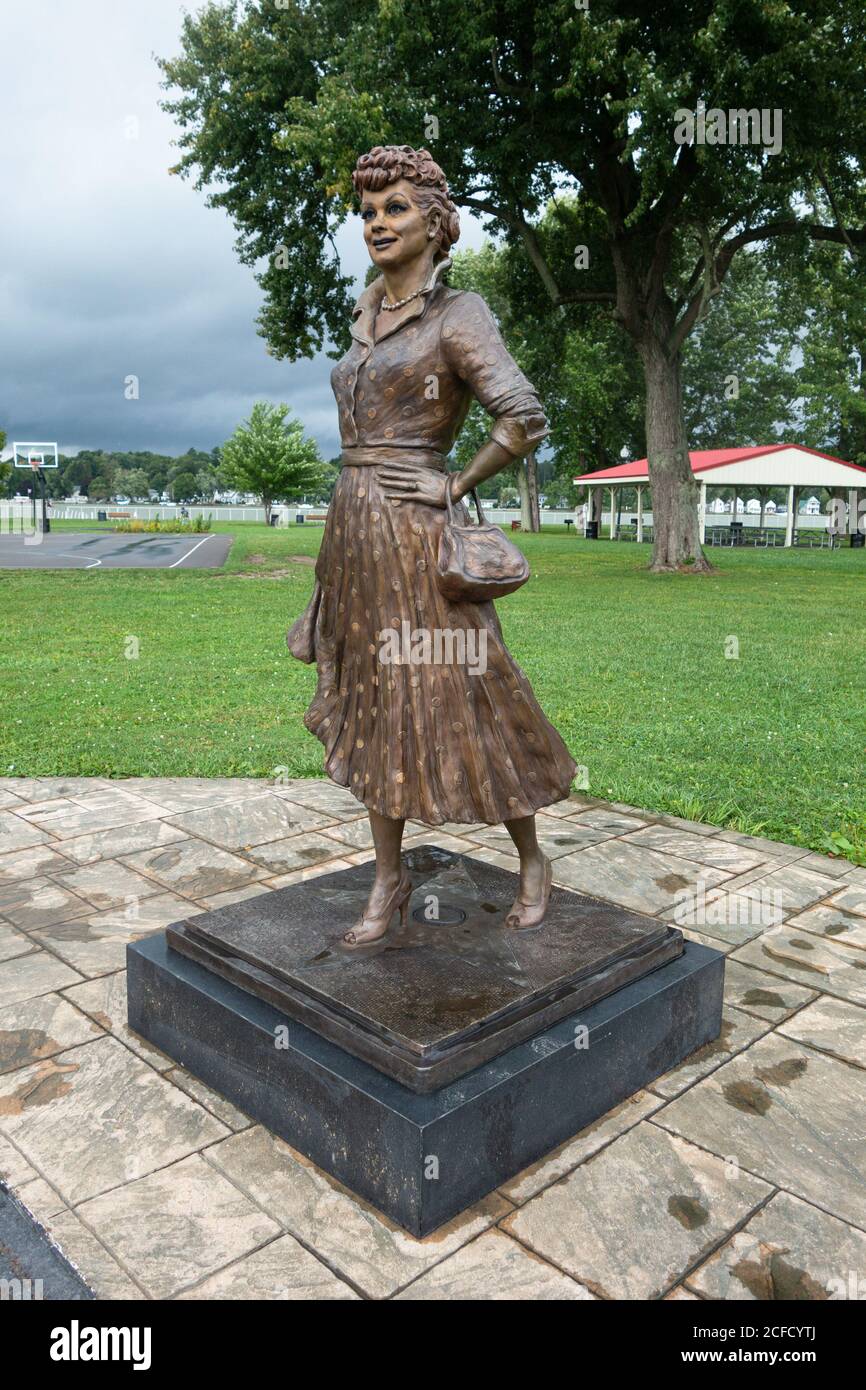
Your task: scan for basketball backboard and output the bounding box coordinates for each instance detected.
[13,441,59,469]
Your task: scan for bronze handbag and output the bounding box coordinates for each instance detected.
[436,474,530,602]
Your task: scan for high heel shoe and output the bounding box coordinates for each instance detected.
[341,872,413,948]
[505,854,553,931]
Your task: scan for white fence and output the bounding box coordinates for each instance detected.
[44,504,274,524]
[4,501,580,528]
[4,499,834,533]
[601,509,828,531]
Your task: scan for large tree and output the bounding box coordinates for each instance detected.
[220,400,324,521]
[681,251,800,448]
[449,224,645,511]
[790,242,866,466]
[160,0,866,569]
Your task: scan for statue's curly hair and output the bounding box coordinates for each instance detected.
[352,145,460,259]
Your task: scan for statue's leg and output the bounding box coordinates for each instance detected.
[503,814,553,931]
[341,809,410,947]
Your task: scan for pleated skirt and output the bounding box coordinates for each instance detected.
[287,457,577,825]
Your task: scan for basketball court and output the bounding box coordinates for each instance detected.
[0,529,232,569]
[2,441,232,568]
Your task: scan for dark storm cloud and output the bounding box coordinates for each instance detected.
[0,0,485,463]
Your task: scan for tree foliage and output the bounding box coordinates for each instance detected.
[220,400,325,519]
[159,0,866,568]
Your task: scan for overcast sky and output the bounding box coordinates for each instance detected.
[1,0,485,462]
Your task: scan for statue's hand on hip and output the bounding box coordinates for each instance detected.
[374,465,448,508]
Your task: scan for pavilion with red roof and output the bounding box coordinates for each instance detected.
[575,445,866,546]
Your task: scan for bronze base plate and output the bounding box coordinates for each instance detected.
[166,846,684,1092]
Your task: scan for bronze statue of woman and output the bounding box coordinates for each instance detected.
[288,145,576,946]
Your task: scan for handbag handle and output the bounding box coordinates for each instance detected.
[446,471,484,524]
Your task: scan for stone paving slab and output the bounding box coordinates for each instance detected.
[620,824,770,874]
[164,794,337,851]
[62,971,174,1070]
[0,992,103,1073]
[828,881,866,915]
[684,1191,866,1300]
[731,926,866,1005]
[52,820,190,866]
[0,775,859,1300]
[12,790,169,839]
[76,1152,282,1299]
[0,877,94,933]
[460,816,611,859]
[0,950,83,1008]
[0,1134,37,1187]
[15,1174,67,1223]
[777,995,866,1070]
[164,1065,252,1131]
[205,1124,511,1300]
[0,923,35,964]
[48,860,165,913]
[660,890,777,948]
[175,1233,360,1301]
[43,1209,144,1299]
[652,1032,866,1229]
[0,810,51,853]
[720,959,818,1023]
[647,1006,773,1100]
[503,1122,773,1300]
[120,840,270,898]
[0,1035,228,1205]
[784,901,866,950]
[29,894,205,977]
[552,841,731,915]
[394,1228,595,1300]
[244,831,363,874]
[737,864,845,915]
[0,844,73,883]
[498,1090,664,1205]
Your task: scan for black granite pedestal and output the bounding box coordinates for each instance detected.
[127,848,724,1236]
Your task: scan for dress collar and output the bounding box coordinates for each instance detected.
[351,256,453,347]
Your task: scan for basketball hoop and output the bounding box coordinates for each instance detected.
[13,442,58,471]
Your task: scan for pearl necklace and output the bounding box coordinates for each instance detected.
[380,287,424,312]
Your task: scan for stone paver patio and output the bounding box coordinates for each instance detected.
[0,776,863,1301]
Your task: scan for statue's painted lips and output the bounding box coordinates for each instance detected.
[373,236,397,249]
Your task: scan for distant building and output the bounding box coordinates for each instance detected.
[577,445,866,547]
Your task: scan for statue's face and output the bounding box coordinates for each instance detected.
[360,178,437,270]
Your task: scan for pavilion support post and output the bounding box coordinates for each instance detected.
[586,485,599,536]
[699,481,707,544]
[609,486,616,539]
[785,485,795,546]
[636,485,644,543]
[758,488,767,530]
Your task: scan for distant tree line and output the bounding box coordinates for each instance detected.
[1,412,339,509]
[0,446,225,504]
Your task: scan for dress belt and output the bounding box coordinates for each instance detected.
[341,446,447,472]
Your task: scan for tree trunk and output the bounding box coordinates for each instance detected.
[640,340,710,572]
[518,451,541,532]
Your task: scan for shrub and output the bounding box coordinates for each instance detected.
[113,515,213,534]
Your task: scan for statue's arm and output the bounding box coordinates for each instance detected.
[443,293,549,501]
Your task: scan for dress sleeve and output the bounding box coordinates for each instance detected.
[441,292,549,457]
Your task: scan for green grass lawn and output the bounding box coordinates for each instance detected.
[2,521,864,863]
